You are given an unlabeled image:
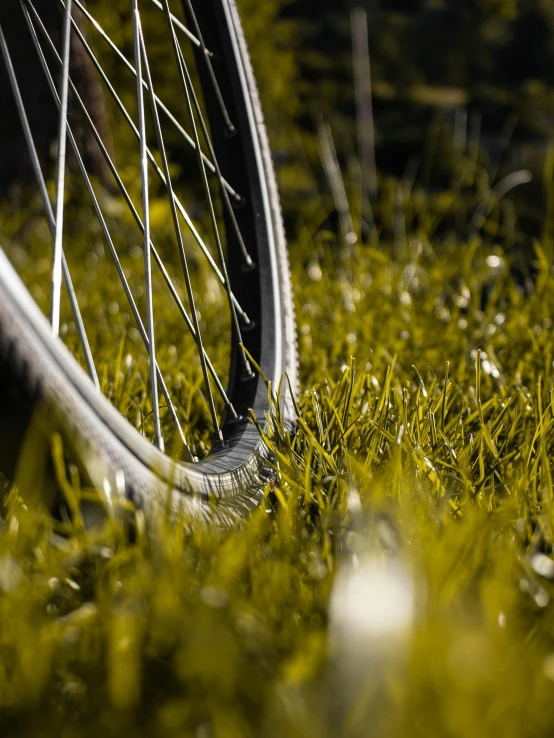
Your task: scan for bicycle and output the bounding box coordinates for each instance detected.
[0,0,297,523]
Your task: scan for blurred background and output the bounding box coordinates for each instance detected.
[237,0,554,252]
[3,0,554,249]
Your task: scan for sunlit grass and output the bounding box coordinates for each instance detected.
[0,175,232,459]
[2,151,554,736]
[3,0,554,733]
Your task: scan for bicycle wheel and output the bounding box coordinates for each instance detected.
[0,0,297,523]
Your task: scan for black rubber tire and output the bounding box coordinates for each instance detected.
[0,0,297,524]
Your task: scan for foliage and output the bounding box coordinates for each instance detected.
[281,0,554,205]
[3,130,554,736]
[3,1,554,736]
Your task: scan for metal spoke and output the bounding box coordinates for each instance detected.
[55,0,251,324]
[149,0,201,49]
[161,0,253,378]
[139,24,223,442]
[184,0,235,135]
[68,0,239,201]
[23,0,238,416]
[0,20,99,390]
[132,0,163,452]
[50,0,72,336]
[150,251,238,420]
[148,0,252,265]
[173,38,253,266]
[13,0,260,457]
[21,0,193,459]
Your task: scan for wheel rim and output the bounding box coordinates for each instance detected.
[0,0,284,465]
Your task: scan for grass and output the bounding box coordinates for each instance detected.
[3,161,554,737]
[3,3,554,731]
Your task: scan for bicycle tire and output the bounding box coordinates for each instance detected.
[0,0,297,524]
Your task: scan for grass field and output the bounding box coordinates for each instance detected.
[3,158,554,737]
[3,2,554,731]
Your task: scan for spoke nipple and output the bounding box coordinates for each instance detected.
[184,448,196,463]
[242,257,255,273]
[233,194,246,210]
[180,435,195,463]
[213,430,225,449]
[225,123,236,138]
[241,365,256,382]
[241,318,256,332]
